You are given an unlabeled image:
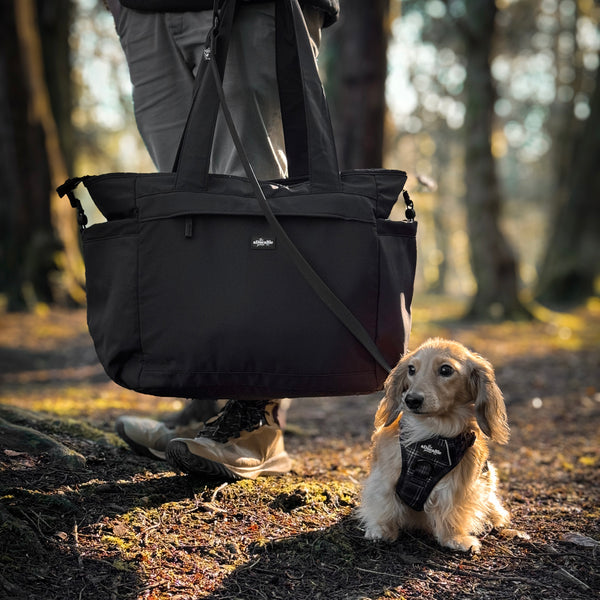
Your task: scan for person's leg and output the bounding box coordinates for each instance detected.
[110,4,322,466]
[108,7,255,459]
[162,8,327,478]
[110,8,210,171]
[108,7,229,458]
[211,4,286,178]
[169,4,324,178]
[111,4,290,177]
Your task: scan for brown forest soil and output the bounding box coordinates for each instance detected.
[0,295,599,600]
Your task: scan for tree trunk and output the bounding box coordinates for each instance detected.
[0,0,84,310]
[0,0,54,309]
[37,0,75,174]
[461,0,530,320]
[536,62,600,305]
[322,0,390,169]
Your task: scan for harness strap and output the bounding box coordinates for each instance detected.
[395,431,476,511]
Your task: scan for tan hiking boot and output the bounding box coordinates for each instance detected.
[165,399,292,480]
[115,399,225,460]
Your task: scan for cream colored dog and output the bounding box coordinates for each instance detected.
[358,338,513,553]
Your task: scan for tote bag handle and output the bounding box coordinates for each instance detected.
[173,0,341,193]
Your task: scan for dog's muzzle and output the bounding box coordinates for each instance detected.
[404,392,424,412]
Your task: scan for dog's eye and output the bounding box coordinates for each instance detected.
[439,364,454,377]
[407,365,416,376]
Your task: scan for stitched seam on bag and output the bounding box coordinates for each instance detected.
[377,232,417,238]
[135,190,144,390]
[134,188,379,202]
[83,234,137,243]
[140,367,376,376]
[374,175,384,380]
[377,222,417,237]
[133,190,377,220]
[136,212,374,224]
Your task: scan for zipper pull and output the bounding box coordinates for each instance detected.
[184,217,193,239]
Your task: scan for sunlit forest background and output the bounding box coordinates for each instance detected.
[1,0,599,320]
[1,4,599,597]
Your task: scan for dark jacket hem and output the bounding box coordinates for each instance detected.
[118,0,340,27]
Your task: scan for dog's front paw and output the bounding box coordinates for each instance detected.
[363,523,398,542]
[443,534,482,554]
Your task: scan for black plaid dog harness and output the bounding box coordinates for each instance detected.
[395,431,476,511]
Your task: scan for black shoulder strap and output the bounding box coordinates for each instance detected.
[206,49,392,374]
[275,0,309,179]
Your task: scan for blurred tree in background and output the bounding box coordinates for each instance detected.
[536,54,600,304]
[458,0,529,319]
[322,0,393,169]
[1,0,57,310]
[385,0,599,315]
[0,0,598,317]
[0,0,83,311]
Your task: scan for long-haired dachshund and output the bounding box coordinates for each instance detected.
[358,338,513,553]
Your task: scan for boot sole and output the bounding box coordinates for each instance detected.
[115,421,166,461]
[166,440,291,481]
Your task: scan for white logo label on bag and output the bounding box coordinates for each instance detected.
[251,236,276,250]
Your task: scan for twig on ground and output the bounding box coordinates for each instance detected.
[72,518,84,570]
[356,566,406,579]
[552,567,591,592]
[211,482,229,504]
[528,541,591,592]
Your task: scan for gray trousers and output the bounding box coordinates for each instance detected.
[108,2,323,178]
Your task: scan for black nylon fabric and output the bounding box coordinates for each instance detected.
[81,170,416,398]
[118,0,340,27]
[61,0,417,400]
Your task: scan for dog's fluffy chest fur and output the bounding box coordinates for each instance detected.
[395,431,476,511]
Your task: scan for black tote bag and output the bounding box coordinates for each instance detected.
[58,0,417,400]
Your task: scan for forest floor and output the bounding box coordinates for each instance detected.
[0,295,599,600]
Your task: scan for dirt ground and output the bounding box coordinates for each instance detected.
[0,296,599,600]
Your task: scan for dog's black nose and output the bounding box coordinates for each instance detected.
[405,392,424,411]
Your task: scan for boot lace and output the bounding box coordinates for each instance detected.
[198,399,272,444]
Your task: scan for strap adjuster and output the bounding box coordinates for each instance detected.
[56,178,87,231]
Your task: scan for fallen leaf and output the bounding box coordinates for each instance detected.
[557,453,574,471]
[112,522,129,537]
[560,532,600,548]
[499,528,531,541]
[4,449,26,457]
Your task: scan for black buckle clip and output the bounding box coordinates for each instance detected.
[68,192,88,231]
[403,190,416,222]
[57,178,87,231]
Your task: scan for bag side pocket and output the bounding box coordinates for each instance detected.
[82,219,142,389]
[376,219,418,366]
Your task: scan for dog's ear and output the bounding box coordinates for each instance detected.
[375,358,409,428]
[468,354,510,444]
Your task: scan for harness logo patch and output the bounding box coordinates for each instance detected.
[420,444,442,456]
[251,236,276,250]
